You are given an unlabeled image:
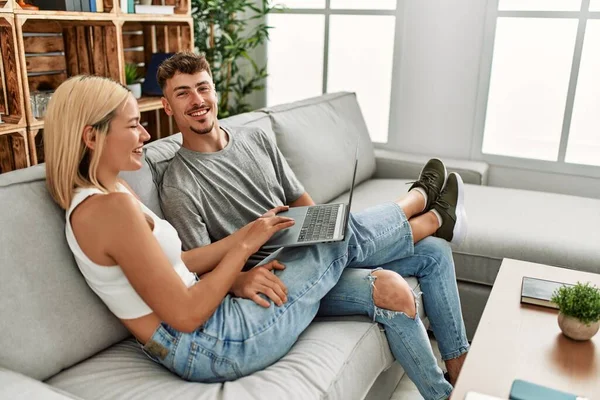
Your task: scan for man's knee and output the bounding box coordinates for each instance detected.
[414,236,454,275]
[372,270,416,318]
[415,236,452,259]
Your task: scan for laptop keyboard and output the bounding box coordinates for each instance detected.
[298,204,341,242]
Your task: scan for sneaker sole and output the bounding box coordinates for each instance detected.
[450,173,468,246]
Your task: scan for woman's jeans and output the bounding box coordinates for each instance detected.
[141,203,467,400]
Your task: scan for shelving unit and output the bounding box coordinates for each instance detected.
[0,0,193,171]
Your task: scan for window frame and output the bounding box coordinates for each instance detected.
[267,0,397,143]
[471,0,600,179]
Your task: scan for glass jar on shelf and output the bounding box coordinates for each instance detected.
[30,91,54,120]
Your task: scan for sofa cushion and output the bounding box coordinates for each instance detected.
[0,368,80,400]
[266,92,377,204]
[47,321,393,400]
[330,178,600,285]
[0,166,129,381]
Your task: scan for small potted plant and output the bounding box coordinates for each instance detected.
[125,63,142,99]
[551,282,600,341]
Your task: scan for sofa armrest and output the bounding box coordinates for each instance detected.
[0,368,79,399]
[373,149,489,185]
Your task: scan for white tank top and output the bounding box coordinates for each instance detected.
[65,184,197,319]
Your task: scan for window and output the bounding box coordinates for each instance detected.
[476,0,600,173]
[266,1,397,143]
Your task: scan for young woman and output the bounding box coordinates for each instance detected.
[45,75,468,400]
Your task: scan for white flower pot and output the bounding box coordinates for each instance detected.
[127,83,142,99]
[558,312,600,341]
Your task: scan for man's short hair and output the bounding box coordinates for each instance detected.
[157,52,212,91]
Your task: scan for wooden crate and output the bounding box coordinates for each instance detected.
[0,14,26,130]
[0,0,11,13]
[122,19,192,82]
[16,16,121,127]
[0,126,28,173]
[26,123,41,164]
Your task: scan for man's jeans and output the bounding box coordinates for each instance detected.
[319,237,469,400]
[141,203,463,400]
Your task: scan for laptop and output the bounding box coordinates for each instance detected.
[262,144,359,249]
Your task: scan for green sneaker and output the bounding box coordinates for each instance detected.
[432,172,468,246]
[408,158,447,211]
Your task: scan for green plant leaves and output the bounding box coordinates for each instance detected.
[125,63,141,85]
[551,281,600,325]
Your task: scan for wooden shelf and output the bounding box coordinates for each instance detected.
[14,10,191,22]
[0,122,26,135]
[14,10,116,20]
[0,1,192,173]
[121,14,192,23]
[137,96,163,112]
[0,127,28,173]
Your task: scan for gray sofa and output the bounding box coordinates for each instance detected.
[2,92,600,399]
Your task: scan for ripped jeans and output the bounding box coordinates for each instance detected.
[141,203,460,400]
[318,237,468,400]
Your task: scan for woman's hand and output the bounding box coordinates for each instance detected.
[231,260,288,307]
[240,206,294,255]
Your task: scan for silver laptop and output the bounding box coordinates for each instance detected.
[262,145,359,249]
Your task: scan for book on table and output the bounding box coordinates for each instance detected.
[509,379,586,400]
[520,276,573,309]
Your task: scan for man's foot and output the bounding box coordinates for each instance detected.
[432,172,467,245]
[408,158,447,212]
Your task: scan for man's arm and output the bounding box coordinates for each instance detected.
[289,192,315,207]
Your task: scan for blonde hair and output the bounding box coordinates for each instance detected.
[44,75,130,210]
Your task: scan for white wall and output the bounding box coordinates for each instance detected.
[385,0,600,199]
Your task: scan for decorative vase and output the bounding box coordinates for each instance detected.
[558,312,600,341]
[127,83,142,99]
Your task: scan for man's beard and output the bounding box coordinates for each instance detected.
[190,120,215,135]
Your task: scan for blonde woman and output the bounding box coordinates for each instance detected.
[45,75,467,400]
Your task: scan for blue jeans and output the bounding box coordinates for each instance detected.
[318,237,468,399]
[141,203,462,399]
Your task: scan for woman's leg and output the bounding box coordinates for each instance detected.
[318,268,453,400]
[377,236,469,384]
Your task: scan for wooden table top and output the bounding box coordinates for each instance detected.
[451,258,600,400]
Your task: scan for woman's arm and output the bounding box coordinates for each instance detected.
[181,205,292,275]
[90,193,294,333]
[181,222,254,275]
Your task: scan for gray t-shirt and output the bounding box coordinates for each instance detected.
[160,126,305,267]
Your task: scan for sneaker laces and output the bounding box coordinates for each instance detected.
[407,171,440,193]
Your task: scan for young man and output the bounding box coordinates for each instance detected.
[157,52,469,394]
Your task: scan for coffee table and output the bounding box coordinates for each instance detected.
[451,258,600,399]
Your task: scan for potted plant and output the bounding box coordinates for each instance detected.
[551,282,600,341]
[125,63,142,99]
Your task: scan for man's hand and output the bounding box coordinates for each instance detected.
[230,260,288,307]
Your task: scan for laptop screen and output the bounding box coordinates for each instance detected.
[342,144,359,237]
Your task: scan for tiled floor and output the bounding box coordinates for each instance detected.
[390,338,445,400]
